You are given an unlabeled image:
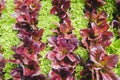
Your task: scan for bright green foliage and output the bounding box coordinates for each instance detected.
[107,39,120,76]
[0,0,20,79]
[99,0,116,22]
[71,0,88,39]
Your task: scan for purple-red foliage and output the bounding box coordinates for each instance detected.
[50,0,71,21]
[47,24,79,79]
[84,0,105,23]
[14,0,41,30]
[47,0,79,80]
[9,0,46,80]
[80,22,113,50]
[80,45,119,80]
[79,22,119,79]
[80,9,113,50]
[85,0,105,11]
[85,10,108,25]
[0,0,5,16]
[52,17,74,39]
[79,0,119,80]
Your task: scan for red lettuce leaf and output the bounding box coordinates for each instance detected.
[80,22,113,49]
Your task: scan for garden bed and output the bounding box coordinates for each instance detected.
[0,0,120,80]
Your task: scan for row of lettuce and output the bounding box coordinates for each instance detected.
[0,0,7,80]
[0,0,120,80]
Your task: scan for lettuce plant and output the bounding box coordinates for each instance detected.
[50,0,71,22]
[79,22,119,80]
[81,5,113,50]
[47,0,79,80]
[9,0,46,80]
[0,0,5,16]
[80,45,119,80]
[13,0,41,30]
[84,0,105,21]
[80,22,113,50]
[52,17,74,39]
[47,25,79,80]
